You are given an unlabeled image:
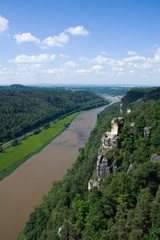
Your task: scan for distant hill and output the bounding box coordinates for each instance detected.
[122,87,160,106]
[74,86,132,96]
[10,84,28,89]
[0,89,107,143]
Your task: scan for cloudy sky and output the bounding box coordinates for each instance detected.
[0,0,160,86]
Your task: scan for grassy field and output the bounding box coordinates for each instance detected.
[0,112,80,181]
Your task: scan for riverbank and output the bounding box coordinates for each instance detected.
[0,112,81,181]
[0,105,107,240]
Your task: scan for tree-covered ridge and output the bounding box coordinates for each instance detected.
[74,86,131,96]
[122,86,160,107]
[0,89,107,143]
[18,89,160,240]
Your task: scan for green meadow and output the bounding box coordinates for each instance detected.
[0,112,80,181]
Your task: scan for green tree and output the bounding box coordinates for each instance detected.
[129,188,153,239]
[12,138,18,146]
[150,186,160,239]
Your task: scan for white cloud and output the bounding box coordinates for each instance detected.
[0,64,12,75]
[79,56,89,62]
[117,72,125,76]
[43,32,69,47]
[16,63,42,72]
[65,26,89,36]
[151,47,160,62]
[42,69,56,74]
[107,59,124,67]
[64,61,78,67]
[75,69,91,75]
[11,54,56,63]
[14,32,40,44]
[129,70,135,75]
[13,26,89,49]
[128,50,137,56]
[0,15,9,34]
[133,62,152,69]
[112,66,123,71]
[74,65,103,76]
[123,55,146,62]
[94,55,108,64]
[92,65,103,70]
[59,53,70,59]
[42,68,64,75]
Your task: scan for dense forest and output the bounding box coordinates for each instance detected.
[18,87,160,240]
[0,87,107,144]
[122,87,160,108]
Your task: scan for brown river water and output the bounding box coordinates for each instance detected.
[0,106,106,240]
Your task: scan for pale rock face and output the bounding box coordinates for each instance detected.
[111,118,119,136]
[88,179,100,190]
[58,227,62,237]
[89,117,124,188]
[151,154,160,163]
[97,117,124,179]
[144,127,151,137]
[102,117,124,149]
[127,164,133,173]
[97,155,111,179]
[130,122,136,137]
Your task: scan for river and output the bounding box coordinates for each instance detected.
[0,105,109,240]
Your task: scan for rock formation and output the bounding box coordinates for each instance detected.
[144,127,151,137]
[88,117,124,190]
[130,122,136,137]
[97,117,124,180]
[151,154,160,163]
[127,164,133,173]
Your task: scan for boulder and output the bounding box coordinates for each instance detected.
[151,154,160,163]
[88,179,100,190]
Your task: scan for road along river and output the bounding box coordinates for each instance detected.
[0,105,111,240]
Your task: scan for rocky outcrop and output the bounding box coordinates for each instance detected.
[88,179,100,190]
[127,164,133,173]
[151,154,160,163]
[130,122,136,137]
[97,117,124,180]
[58,227,62,237]
[144,127,151,137]
[102,117,124,149]
[97,155,111,179]
[88,117,124,190]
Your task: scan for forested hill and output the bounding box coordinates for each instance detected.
[73,86,131,96]
[0,89,107,144]
[18,87,160,240]
[122,87,160,107]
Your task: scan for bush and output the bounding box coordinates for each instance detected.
[12,139,18,146]
[43,123,50,129]
[33,129,41,135]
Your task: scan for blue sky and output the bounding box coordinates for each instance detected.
[0,0,160,86]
